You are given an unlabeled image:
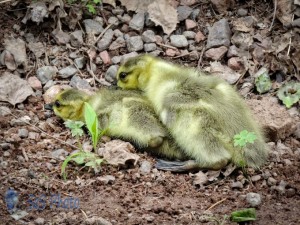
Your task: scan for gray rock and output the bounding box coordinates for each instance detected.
[94,16,104,26]
[183,31,196,39]
[43,80,55,91]
[118,14,131,23]
[97,175,115,184]
[177,6,193,21]
[85,216,112,225]
[70,75,91,90]
[227,45,239,57]
[83,19,104,34]
[207,18,231,49]
[246,192,262,207]
[105,65,119,84]
[149,49,162,57]
[126,36,144,52]
[51,149,68,159]
[35,217,45,225]
[191,8,200,20]
[113,29,123,38]
[111,52,139,64]
[58,65,77,78]
[18,128,29,138]
[0,106,11,116]
[170,35,188,48]
[129,12,145,31]
[267,177,277,186]
[36,66,58,84]
[10,116,31,126]
[109,37,126,51]
[231,181,243,189]
[139,160,152,174]
[97,29,114,51]
[112,8,124,15]
[108,16,119,27]
[237,8,248,17]
[70,30,83,47]
[144,43,157,52]
[145,12,155,27]
[0,161,8,168]
[3,151,10,157]
[142,30,156,43]
[0,143,10,150]
[74,57,86,69]
[111,56,122,64]
[251,175,262,182]
[275,180,287,194]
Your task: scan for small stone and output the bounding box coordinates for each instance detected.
[113,29,123,38]
[191,8,200,20]
[83,19,104,34]
[111,56,122,64]
[97,29,114,51]
[58,65,77,78]
[3,151,10,157]
[120,52,139,63]
[97,175,115,184]
[227,45,239,57]
[205,46,228,60]
[10,116,31,126]
[43,80,55,92]
[246,192,262,207]
[228,57,244,70]
[85,216,112,225]
[195,31,206,43]
[177,5,193,21]
[251,175,262,182]
[231,181,243,189]
[144,215,155,222]
[35,217,45,225]
[74,57,86,69]
[189,50,199,60]
[99,51,111,65]
[129,12,145,31]
[149,49,161,57]
[0,161,8,168]
[185,19,197,30]
[142,30,156,43]
[275,180,287,194]
[0,106,11,116]
[108,16,119,27]
[36,66,58,84]
[145,12,155,27]
[27,76,42,90]
[207,18,231,49]
[70,75,91,90]
[267,177,277,186]
[18,128,29,138]
[118,14,131,24]
[112,8,124,15]
[109,37,126,51]
[237,8,248,17]
[283,159,292,165]
[126,36,144,52]
[286,188,296,197]
[28,132,39,140]
[139,161,152,174]
[170,35,188,48]
[183,31,196,39]
[105,65,119,84]
[144,43,157,52]
[165,48,178,57]
[51,149,68,159]
[70,30,83,47]
[0,143,10,150]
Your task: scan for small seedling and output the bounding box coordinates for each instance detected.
[230,208,256,223]
[234,130,257,148]
[255,71,272,94]
[277,82,300,108]
[68,0,102,14]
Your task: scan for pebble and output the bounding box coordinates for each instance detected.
[85,216,112,225]
[144,43,157,52]
[97,29,114,51]
[205,46,228,60]
[108,16,119,27]
[191,8,200,20]
[1,161,8,168]
[105,65,119,84]
[246,192,262,207]
[183,31,196,39]
[51,149,68,159]
[43,80,55,92]
[227,45,239,57]
[28,132,39,140]
[228,57,244,70]
[3,151,10,157]
[70,30,83,47]
[185,19,197,30]
[113,29,123,38]
[27,76,42,90]
[109,36,126,50]
[251,175,262,182]
[97,175,116,184]
[177,5,193,21]
[58,65,77,78]
[74,57,86,69]
[283,159,292,166]
[83,19,104,34]
[237,8,248,17]
[0,106,11,116]
[126,36,144,52]
[142,30,156,43]
[112,8,124,15]
[139,160,152,174]
[267,177,277,186]
[286,188,296,197]
[206,18,231,49]
[94,16,104,26]
[0,143,10,150]
[99,51,111,64]
[231,181,243,189]
[118,14,131,24]
[145,13,155,27]
[10,116,31,126]
[18,128,29,138]
[275,180,287,194]
[35,217,45,225]
[170,35,188,48]
[129,12,145,31]
[70,75,91,90]
[195,31,206,43]
[36,66,58,84]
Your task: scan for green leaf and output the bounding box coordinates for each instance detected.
[277,82,300,108]
[234,130,257,148]
[64,120,84,137]
[231,208,256,222]
[84,102,100,150]
[255,71,272,94]
[61,152,81,180]
[93,0,101,4]
[86,4,96,13]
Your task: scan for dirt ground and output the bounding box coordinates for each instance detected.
[0,1,300,225]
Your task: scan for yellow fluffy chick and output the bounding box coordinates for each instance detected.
[116,55,268,170]
[52,88,188,162]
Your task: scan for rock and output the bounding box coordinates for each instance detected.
[111,56,122,64]
[165,48,178,57]
[286,188,296,197]
[275,180,287,194]
[189,50,199,60]
[10,116,31,126]
[251,175,262,182]
[83,19,104,34]
[246,96,297,142]
[228,57,244,70]
[36,66,58,84]
[113,29,123,38]
[267,177,277,186]
[97,29,114,51]
[117,52,139,64]
[99,51,111,64]
[18,128,29,138]
[112,8,124,15]
[142,30,156,43]
[0,143,10,150]
[27,76,42,90]
[97,175,115,184]
[35,217,45,225]
[206,18,231,49]
[126,36,144,52]
[283,159,292,165]
[183,31,196,39]
[191,8,200,20]
[108,16,119,27]
[231,181,243,189]
[185,19,197,30]
[211,0,235,14]
[74,57,86,69]
[177,5,193,21]
[246,192,262,207]
[58,65,77,78]
[170,35,188,48]
[70,30,83,47]
[205,46,228,60]
[105,65,119,84]
[43,80,55,91]
[0,106,11,116]
[70,75,91,90]
[129,12,145,31]
[85,216,112,225]
[195,31,206,43]
[51,149,68,160]
[227,45,239,57]
[139,160,152,174]
[237,8,248,17]
[144,43,157,52]
[109,37,126,51]
[118,14,131,24]
[294,122,300,139]
[149,49,161,56]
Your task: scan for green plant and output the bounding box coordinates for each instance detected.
[255,72,272,94]
[277,82,300,108]
[230,208,256,223]
[61,103,105,180]
[68,0,102,14]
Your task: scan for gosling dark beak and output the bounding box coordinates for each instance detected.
[44,103,54,110]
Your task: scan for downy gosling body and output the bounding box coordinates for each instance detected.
[52,88,188,162]
[116,55,268,170]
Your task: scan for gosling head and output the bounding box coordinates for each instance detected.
[116,54,155,90]
[52,89,90,121]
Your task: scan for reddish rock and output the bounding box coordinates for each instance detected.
[27,76,42,90]
[195,31,206,43]
[165,48,178,57]
[228,57,244,71]
[204,46,228,60]
[185,19,197,30]
[99,51,111,65]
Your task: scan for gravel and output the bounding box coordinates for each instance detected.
[126,36,144,52]
[246,192,262,207]
[105,65,119,83]
[58,65,77,78]
[170,35,188,48]
[83,19,104,34]
[206,18,231,49]
[129,12,145,31]
[97,29,114,51]
[142,30,156,43]
[36,66,58,84]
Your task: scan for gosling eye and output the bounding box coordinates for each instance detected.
[54,100,61,108]
[119,72,128,80]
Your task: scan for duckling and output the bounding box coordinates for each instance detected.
[52,88,188,162]
[116,55,268,170]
